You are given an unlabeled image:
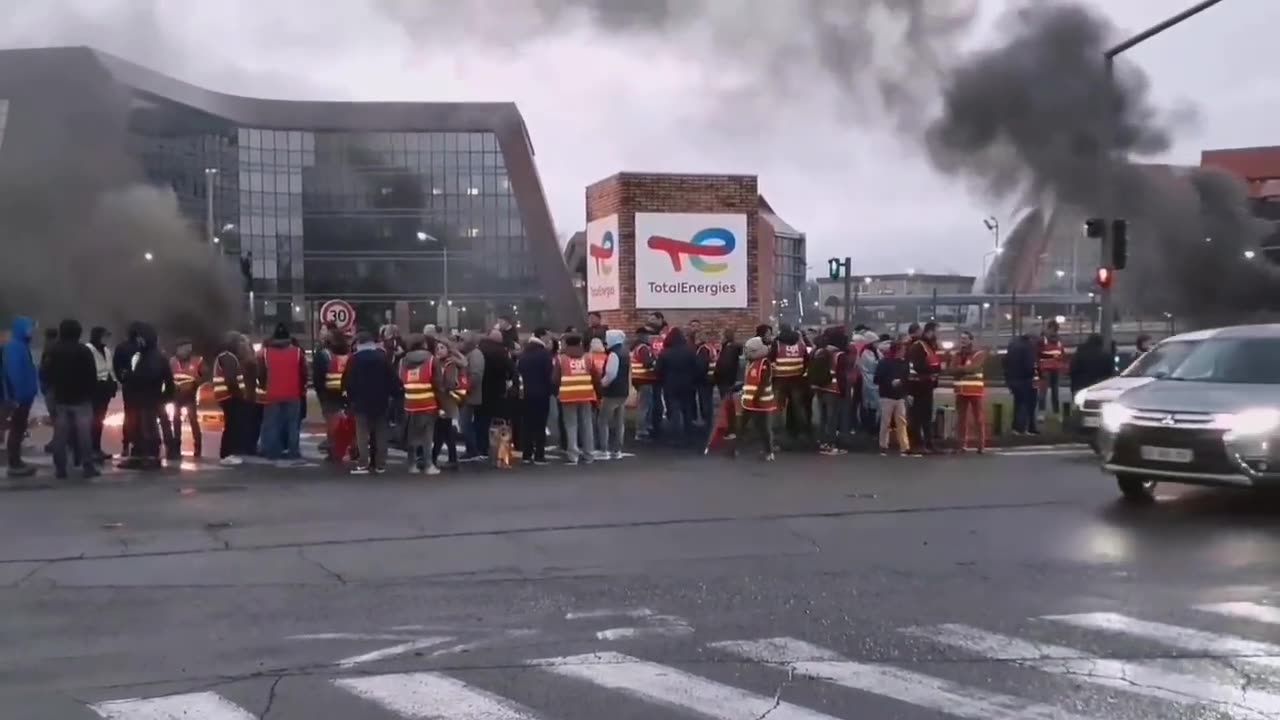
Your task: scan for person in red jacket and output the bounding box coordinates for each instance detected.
[256,323,308,465]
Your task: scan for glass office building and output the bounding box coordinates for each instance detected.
[0,46,580,335]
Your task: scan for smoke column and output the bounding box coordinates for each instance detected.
[380,0,1277,323]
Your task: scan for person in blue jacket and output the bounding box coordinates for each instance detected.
[4,316,40,477]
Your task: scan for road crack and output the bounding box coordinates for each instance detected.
[755,665,796,720]
[297,549,347,585]
[259,675,283,720]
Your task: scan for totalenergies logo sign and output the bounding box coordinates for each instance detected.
[635,212,747,309]
[646,227,735,275]
[585,214,621,312]
[589,229,616,277]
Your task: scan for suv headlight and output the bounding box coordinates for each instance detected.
[1100,403,1133,433]
[1221,408,1280,437]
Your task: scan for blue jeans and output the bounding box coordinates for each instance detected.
[1009,381,1039,434]
[260,401,302,460]
[634,384,655,438]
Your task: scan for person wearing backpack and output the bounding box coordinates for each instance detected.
[809,327,851,456]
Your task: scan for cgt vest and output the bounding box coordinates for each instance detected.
[260,345,303,404]
[558,354,598,404]
[324,352,350,393]
[169,356,203,398]
[697,342,719,382]
[1038,338,1065,373]
[741,358,778,412]
[630,345,656,385]
[773,342,805,379]
[401,360,438,414]
[952,350,986,398]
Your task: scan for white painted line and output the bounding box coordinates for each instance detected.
[596,623,694,641]
[713,636,1092,720]
[1197,601,1280,626]
[1044,612,1280,670]
[336,636,453,668]
[535,651,838,719]
[993,448,1092,457]
[91,691,257,719]
[909,623,1280,718]
[336,672,542,719]
[565,608,654,620]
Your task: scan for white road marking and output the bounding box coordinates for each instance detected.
[1044,612,1280,670]
[565,608,654,620]
[596,623,694,641]
[1197,601,1280,626]
[90,691,256,719]
[535,651,838,719]
[336,635,453,668]
[909,623,1280,718]
[336,672,542,719]
[992,448,1092,457]
[287,632,424,641]
[713,636,1092,720]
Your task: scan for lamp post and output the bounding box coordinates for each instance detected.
[1100,0,1229,349]
[983,216,1001,342]
[417,231,449,327]
[203,168,219,247]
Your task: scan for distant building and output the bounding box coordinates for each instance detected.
[816,272,975,326]
[1202,146,1280,261]
[758,196,808,324]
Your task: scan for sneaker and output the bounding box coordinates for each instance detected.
[350,465,370,475]
[610,451,623,461]
[835,448,849,455]
[764,453,776,462]
[219,455,243,467]
[425,464,441,476]
[533,458,550,466]
[879,449,889,456]
[564,458,579,466]
[521,457,534,466]
[372,467,387,475]
[593,450,610,461]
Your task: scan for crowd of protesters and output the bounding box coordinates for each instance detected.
[0,309,1124,480]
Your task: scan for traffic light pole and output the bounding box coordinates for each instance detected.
[841,257,853,332]
[1099,0,1229,352]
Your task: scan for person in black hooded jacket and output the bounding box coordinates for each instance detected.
[117,323,174,470]
[43,319,99,479]
[112,322,143,457]
[655,327,699,446]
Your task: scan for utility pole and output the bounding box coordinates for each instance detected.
[828,257,853,331]
[204,167,218,247]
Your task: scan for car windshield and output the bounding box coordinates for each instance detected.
[1121,340,1197,378]
[1168,337,1280,384]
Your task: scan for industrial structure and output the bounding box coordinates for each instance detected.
[0,46,580,334]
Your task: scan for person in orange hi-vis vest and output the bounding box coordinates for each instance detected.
[949,330,988,453]
[739,336,777,462]
[555,333,599,465]
[1036,319,1066,418]
[630,330,659,440]
[588,337,609,379]
[167,338,204,460]
[771,325,811,447]
[256,323,308,464]
[400,334,443,475]
[212,332,251,466]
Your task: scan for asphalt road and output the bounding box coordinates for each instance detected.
[4,443,1280,719]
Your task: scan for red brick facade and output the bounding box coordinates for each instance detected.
[585,172,763,337]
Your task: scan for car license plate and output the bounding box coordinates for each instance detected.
[1082,415,1100,428]
[1140,445,1193,463]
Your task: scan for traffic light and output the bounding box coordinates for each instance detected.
[1095,266,1113,289]
[1084,218,1106,239]
[1111,219,1128,269]
[828,257,842,280]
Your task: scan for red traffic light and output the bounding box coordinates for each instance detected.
[1095,267,1113,289]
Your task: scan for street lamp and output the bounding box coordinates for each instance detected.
[203,168,219,247]
[1099,0,1230,349]
[143,251,154,262]
[417,231,450,325]
[1244,249,1257,260]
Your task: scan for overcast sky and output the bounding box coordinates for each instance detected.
[3,0,1275,278]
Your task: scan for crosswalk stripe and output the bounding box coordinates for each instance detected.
[711,636,1093,720]
[1197,601,1280,626]
[336,635,454,668]
[90,691,256,719]
[910,623,1280,718]
[1044,612,1280,670]
[535,651,839,719]
[335,672,543,719]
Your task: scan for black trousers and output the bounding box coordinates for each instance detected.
[129,400,163,459]
[91,383,114,454]
[5,401,32,468]
[432,416,459,465]
[169,400,202,455]
[522,395,551,461]
[219,398,252,458]
[907,386,935,451]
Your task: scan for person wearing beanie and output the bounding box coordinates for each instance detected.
[256,322,307,464]
[596,328,630,460]
[739,336,776,461]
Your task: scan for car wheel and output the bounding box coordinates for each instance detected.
[1117,474,1158,504]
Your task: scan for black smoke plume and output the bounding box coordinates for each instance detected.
[380,0,1276,323]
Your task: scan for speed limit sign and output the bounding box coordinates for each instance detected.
[319,299,355,333]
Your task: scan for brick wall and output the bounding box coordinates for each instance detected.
[585,172,763,338]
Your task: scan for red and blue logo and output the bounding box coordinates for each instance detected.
[589,230,616,277]
[647,227,735,275]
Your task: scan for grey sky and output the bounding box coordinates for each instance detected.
[2,0,1275,279]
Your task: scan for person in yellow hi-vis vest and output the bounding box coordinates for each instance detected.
[554,333,599,465]
[949,330,988,454]
[739,336,777,462]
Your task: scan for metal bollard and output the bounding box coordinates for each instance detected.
[991,402,1005,436]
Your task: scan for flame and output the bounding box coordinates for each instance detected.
[102,403,180,428]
